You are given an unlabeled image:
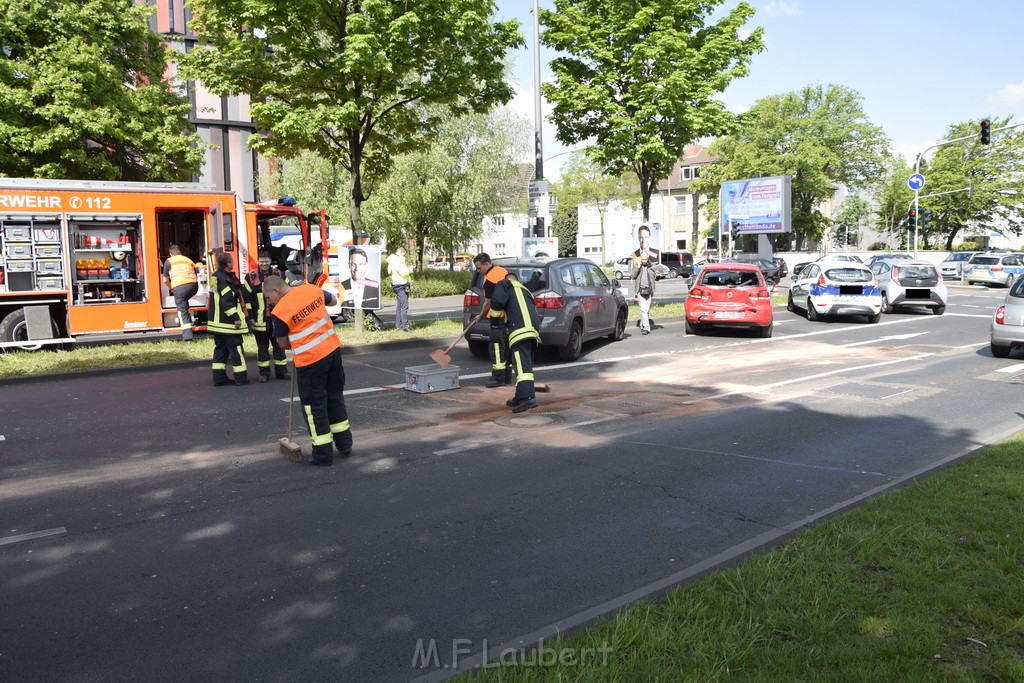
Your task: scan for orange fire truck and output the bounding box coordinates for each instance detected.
[0,178,329,350]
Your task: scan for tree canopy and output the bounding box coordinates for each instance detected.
[0,0,203,180]
[540,0,764,222]
[179,0,523,244]
[694,84,889,249]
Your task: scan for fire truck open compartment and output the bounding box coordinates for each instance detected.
[69,215,144,305]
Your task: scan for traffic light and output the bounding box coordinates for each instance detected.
[835,231,845,246]
[907,209,917,230]
[920,208,933,230]
[981,119,991,145]
[731,226,741,240]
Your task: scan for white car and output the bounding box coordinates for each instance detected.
[870,259,947,315]
[963,252,1024,287]
[787,259,882,322]
[938,251,978,280]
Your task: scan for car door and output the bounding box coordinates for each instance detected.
[564,262,602,336]
[791,263,818,301]
[587,263,617,333]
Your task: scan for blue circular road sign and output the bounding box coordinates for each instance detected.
[907,173,926,191]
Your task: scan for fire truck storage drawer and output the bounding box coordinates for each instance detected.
[34,244,62,257]
[6,259,33,272]
[4,242,32,258]
[35,258,62,273]
[32,227,61,243]
[36,276,64,291]
[3,226,30,240]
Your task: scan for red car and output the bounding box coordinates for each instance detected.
[685,262,774,337]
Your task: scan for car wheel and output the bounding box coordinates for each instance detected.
[934,305,946,316]
[559,320,583,361]
[787,292,796,312]
[615,270,626,280]
[669,268,678,279]
[0,308,60,351]
[759,323,773,338]
[881,292,893,314]
[467,340,489,358]
[991,343,1012,359]
[965,280,973,286]
[608,309,627,341]
[685,318,697,335]
[806,298,818,321]
[867,312,881,324]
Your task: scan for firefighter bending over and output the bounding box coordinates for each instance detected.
[163,244,198,341]
[243,250,290,383]
[208,253,250,386]
[263,275,352,466]
[472,253,512,388]
[490,272,541,413]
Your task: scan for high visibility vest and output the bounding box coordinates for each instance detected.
[208,270,249,335]
[273,283,341,367]
[167,254,198,289]
[484,265,509,319]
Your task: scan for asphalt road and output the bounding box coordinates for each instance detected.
[1,285,1020,682]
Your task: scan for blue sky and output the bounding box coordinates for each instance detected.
[494,1,1024,179]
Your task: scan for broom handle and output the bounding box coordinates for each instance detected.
[445,324,472,353]
[287,360,296,439]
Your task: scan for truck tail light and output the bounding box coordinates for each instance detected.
[534,291,564,309]
[995,305,1006,325]
[463,290,480,308]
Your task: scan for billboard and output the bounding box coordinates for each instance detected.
[523,237,558,258]
[337,244,382,311]
[719,176,792,236]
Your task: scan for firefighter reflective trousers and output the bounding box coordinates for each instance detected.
[489,319,510,382]
[253,329,288,379]
[297,346,351,465]
[173,282,198,341]
[212,333,248,385]
[510,338,536,401]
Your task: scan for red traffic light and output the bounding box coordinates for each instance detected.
[981,119,991,144]
[908,209,916,218]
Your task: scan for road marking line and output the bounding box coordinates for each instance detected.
[951,342,988,349]
[995,364,1024,374]
[0,527,66,546]
[948,313,993,319]
[0,434,5,441]
[840,332,928,348]
[881,389,914,399]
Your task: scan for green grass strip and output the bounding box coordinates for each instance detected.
[465,437,1024,681]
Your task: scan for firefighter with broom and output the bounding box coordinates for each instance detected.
[262,275,352,466]
[489,272,541,413]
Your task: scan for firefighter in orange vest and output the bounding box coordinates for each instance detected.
[162,244,198,341]
[243,249,290,383]
[208,253,250,386]
[263,274,351,466]
[472,253,512,387]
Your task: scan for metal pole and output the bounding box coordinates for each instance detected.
[533,0,543,182]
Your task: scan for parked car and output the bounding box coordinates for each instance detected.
[612,257,669,281]
[428,255,474,271]
[464,257,629,361]
[770,257,789,279]
[659,251,694,279]
[990,277,1024,357]
[938,251,979,280]
[870,259,947,315]
[791,253,862,277]
[787,259,881,322]
[722,257,781,285]
[963,252,1024,287]
[863,253,913,268]
[685,263,773,337]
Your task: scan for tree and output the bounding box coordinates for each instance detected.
[552,151,639,264]
[360,110,529,267]
[0,0,203,180]
[540,0,764,222]
[872,155,915,247]
[258,152,351,233]
[694,84,889,249]
[919,116,1024,250]
[550,201,579,257]
[179,1,523,247]
[833,195,872,250]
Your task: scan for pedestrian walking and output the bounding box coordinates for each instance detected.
[632,250,656,335]
[386,246,413,331]
[242,250,290,383]
[208,253,250,386]
[472,253,512,388]
[263,275,352,466]
[490,272,541,413]
[162,244,198,341]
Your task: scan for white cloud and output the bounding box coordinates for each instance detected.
[989,80,1024,108]
[892,140,936,165]
[763,2,801,18]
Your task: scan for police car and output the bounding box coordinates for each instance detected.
[787,259,881,323]
[963,252,1024,287]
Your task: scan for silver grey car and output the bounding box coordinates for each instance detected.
[989,277,1024,357]
[938,251,978,280]
[464,257,629,361]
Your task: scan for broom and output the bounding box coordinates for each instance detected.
[279,362,302,461]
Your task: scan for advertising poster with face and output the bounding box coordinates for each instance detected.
[632,224,661,264]
[339,245,382,310]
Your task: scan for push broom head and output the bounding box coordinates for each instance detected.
[279,437,302,462]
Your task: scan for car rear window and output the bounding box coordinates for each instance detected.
[896,265,937,278]
[508,267,547,292]
[971,256,999,265]
[825,267,872,283]
[701,269,761,287]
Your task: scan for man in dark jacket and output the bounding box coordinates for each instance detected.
[489,273,541,413]
[208,253,250,386]
[242,250,290,383]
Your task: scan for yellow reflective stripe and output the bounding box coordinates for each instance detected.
[274,359,288,366]
[220,286,231,296]
[330,420,350,434]
[258,360,270,368]
[292,327,336,356]
[518,372,535,382]
[509,328,539,346]
[224,307,237,316]
[513,351,524,375]
[212,363,226,370]
[304,406,332,445]
[288,315,330,342]
[232,365,246,372]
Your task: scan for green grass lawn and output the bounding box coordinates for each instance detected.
[465,437,1024,681]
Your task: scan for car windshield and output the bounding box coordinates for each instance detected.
[826,267,872,283]
[701,269,760,287]
[971,256,1000,265]
[1011,278,1024,298]
[508,267,547,292]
